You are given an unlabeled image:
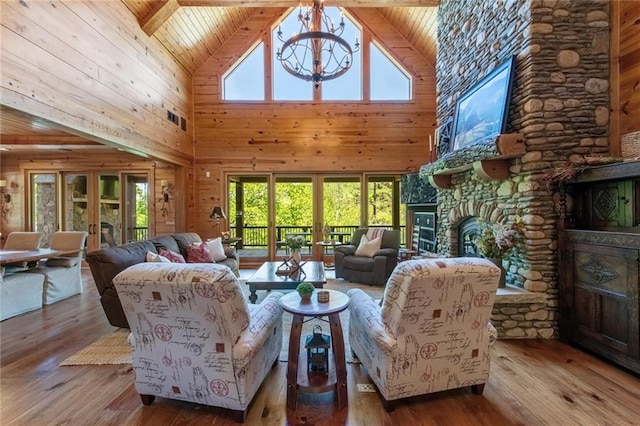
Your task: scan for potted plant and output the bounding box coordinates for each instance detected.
[296,282,315,303]
[286,234,307,265]
[473,218,522,287]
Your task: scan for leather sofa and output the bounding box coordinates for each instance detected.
[86,232,239,328]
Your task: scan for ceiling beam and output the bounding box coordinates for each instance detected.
[178,1,439,7]
[140,0,181,36]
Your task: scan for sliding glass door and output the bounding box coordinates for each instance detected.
[226,173,403,266]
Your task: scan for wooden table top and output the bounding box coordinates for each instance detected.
[247,261,326,285]
[0,248,80,265]
[279,289,349,316]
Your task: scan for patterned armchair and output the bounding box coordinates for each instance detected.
[113,263,283,422]
[347,257,501,411]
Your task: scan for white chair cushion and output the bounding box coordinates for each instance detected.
[207,237,228,262]
[355,234,382,257]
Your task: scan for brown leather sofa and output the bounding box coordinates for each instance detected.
[86,232,239,328]
[334,228,400,285]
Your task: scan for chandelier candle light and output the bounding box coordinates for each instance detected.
[276,0,360,89]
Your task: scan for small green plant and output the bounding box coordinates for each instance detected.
[296,282,315,294]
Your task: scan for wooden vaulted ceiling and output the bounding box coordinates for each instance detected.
[0,0,439,154]
[122,0,439,75]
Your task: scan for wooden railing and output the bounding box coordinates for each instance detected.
[230,225,406,248]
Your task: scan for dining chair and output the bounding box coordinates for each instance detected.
[2,232,44,273]
[27,231,88,305]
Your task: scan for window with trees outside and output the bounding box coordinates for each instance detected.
[222,7,412,101]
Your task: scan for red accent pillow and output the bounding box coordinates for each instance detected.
[158,248,186,263]
[186,242,213,263]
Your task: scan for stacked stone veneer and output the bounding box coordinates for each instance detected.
[426,0,610,339]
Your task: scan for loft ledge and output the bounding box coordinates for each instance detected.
[419,133,525,189]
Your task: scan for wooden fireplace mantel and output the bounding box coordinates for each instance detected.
[422,133,525,190]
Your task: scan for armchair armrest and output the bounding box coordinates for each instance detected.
[224,246,238,261]
[233,292,283,368]
[373,247,398,258]
[347,288,397,354]
[335,244,357,256]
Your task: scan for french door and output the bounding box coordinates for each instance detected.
[227,173,372,266]
[29,170,149,251]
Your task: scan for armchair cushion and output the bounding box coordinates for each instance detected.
[158,248,186,263]
[207,237,228,262]
[186,242,214,263]
[145,251,171,263]
[355,235,382,257]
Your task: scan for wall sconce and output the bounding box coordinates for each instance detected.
[160,180,172,217]
[210,206,226,236]
[0,179,11,222]
[160,180,170,202]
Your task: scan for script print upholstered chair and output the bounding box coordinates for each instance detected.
[334,228,400,285]
[347,257,501,411]
[27,231,88,304]
[113,263,283,422]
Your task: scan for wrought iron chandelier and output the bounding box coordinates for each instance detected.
[276,0,360,89]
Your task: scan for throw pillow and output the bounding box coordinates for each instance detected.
[145,251,171,263]
[355,234,382,257]
[158,248,186,263]
[46,257,79,267]
[207,237,228,262]
[187,242,214,263]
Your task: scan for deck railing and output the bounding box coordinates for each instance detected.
[229,225,406,248]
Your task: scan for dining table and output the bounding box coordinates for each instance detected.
[0,248,81,266]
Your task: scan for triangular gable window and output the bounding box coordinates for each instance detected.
[222,13,412,102]
[370,42,411,100]
[223,42,265,100]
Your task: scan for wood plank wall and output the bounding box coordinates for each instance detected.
[191,8,436,238]
[619,1,640,137]
[0,0,193,166]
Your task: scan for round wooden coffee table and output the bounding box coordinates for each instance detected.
[279,289,350,410]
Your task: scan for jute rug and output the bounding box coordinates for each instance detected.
[60,279,383,366]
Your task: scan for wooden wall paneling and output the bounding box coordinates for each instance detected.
[619,1,640,136]
[1,0,192,166]
[192,8,436,233]
[0,154,176,242]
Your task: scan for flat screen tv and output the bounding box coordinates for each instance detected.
[450,55,516,152]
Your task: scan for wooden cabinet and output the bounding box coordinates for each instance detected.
[560,161,640,374]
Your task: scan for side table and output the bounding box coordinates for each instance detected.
[279,290,350,410]
[315,240,343,269]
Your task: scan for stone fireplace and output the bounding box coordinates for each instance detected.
[418,0,611,339]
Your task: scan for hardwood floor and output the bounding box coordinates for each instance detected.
[1,269,639,425]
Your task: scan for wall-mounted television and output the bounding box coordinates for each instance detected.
[450,55,516,152]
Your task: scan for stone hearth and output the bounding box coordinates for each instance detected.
[420,0,610,339]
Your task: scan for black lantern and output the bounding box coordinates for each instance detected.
[305,325,330,373]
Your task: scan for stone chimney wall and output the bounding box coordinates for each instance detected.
[432,0,610,338]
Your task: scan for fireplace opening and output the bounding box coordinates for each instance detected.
[459,217,481,257]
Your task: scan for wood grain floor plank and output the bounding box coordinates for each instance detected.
[1,269,639,425]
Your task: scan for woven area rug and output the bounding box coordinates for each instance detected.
[60,328,131,365]
[59,279,383,366]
